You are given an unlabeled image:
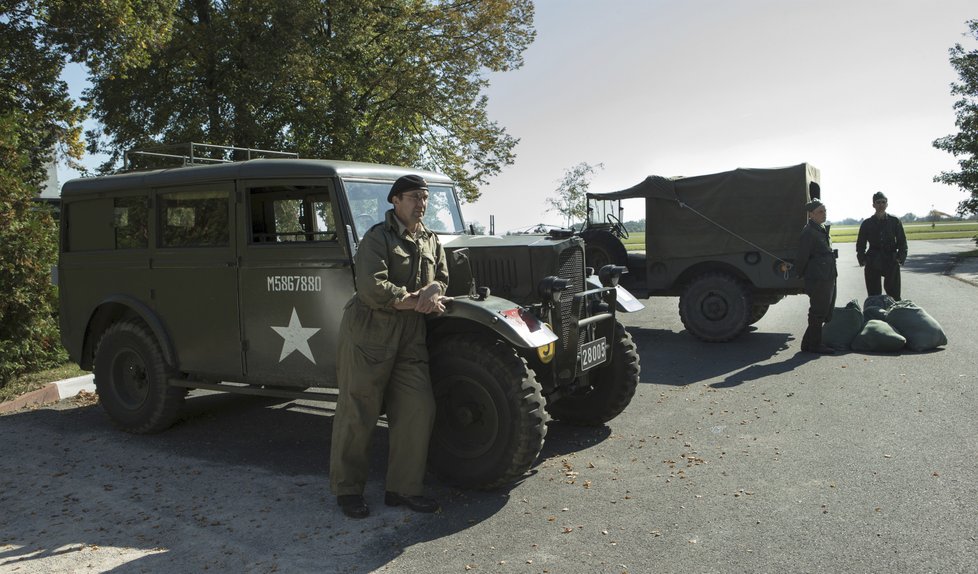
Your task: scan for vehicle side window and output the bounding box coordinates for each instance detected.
[160,189,230,247]
[113,196,149,249]
[248,186,337,244]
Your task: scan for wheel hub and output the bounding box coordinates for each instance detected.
[112,349,150,409]
[701,291,729,321]
[435,377,499,459]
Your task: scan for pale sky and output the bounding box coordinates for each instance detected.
[58,0,975,231]
[468,0,977,231]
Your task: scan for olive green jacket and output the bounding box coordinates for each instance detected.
[795,220,837,282]
[353,209,449,310]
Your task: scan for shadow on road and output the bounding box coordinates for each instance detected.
[903,248,963,275]
[709,351,818,388]
[629,326,797,387]
[0,392,618,573]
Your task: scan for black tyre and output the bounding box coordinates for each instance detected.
[547,321,640,426]
[679,272,752,342]
[428,335,548,490]
[93,320,185,434]
[749,304,770,325]
[580,229,628,270]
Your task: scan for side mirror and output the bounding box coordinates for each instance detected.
[446,248,475,297]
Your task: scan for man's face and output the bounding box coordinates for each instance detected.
[392,189,429,227]
[874,197,887,214]
[810,205,827,224]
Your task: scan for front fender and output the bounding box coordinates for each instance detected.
[434,295,558,349]
[585,276,645,313]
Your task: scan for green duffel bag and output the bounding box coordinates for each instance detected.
[863,294,896,322]
[822,299,864,350]
[885,300,948,351]
[850,319,906,353]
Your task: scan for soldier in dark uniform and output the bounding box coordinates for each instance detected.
[856,191,907,300]
[330,174,450,519]
[795,198,837,354]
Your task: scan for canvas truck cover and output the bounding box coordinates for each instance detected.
[588,163,820,259]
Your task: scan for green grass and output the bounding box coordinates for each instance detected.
[0,362,89,403]
[623,222,978,250]
[831,221,978,243]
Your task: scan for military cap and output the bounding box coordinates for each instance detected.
[872,191,887,202]
[806,198,823,212]
[388,174,429,203]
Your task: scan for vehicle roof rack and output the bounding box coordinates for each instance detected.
[123,142,298,171]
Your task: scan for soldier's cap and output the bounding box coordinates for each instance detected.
[873,191,887,202]
[806,198,823,212]
[388,174,429,203]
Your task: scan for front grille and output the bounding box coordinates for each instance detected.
[557,245,585,354]
[472,257,518,299]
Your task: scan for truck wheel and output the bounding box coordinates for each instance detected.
[428,335,548,490]
[580,230,628,269]
[93,320,185,434]
[547,321,640,426]
[749,304,770,325]
[679,272,752,342]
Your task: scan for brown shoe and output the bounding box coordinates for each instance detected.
[384,491,440,513]
[337,495,369,519]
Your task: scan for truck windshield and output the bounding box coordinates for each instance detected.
[589,198,618,224]
[344,180,465,239]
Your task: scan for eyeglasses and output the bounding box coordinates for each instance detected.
[874,200,887,205]
[401,192,429,202]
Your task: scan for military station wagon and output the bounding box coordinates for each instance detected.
[58,149,642,489]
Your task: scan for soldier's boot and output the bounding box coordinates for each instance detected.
[803,318,834,355]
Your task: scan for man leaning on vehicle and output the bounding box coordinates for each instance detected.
[329,174,450,519]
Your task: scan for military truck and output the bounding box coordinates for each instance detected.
[58,147,642,489]
[580,163,820,342]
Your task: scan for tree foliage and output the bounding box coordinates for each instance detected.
[1,0,177,382]
[547,162,604,227]
[84,0,535,202]
[934,19,978,221]
[0,113,64,383]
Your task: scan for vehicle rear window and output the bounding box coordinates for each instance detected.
[113,196,149,249]
[160,189,230,247]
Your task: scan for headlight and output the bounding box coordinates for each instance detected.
[598,264,628,287]
[538,275,570,303]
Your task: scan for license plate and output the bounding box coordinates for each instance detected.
[580,337,607,371]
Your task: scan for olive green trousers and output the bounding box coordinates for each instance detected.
[329,298,436,497]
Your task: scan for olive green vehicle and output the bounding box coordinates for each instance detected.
[58,151,642,489]
[580,163,820,342]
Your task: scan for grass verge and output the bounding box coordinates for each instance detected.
[0,363,89,403]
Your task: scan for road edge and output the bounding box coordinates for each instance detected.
[0,374,95,415]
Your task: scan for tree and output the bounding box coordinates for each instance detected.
[933,19,978,226]
[547,162,604,228]
[83,0,535,202]
[1,1,177,383]
[0,113,65,383]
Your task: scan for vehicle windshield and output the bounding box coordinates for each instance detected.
[343,179,465,239]
[589,197,618,224]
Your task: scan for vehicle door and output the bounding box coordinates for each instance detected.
[153,183,242,378]
[237,179,353,388]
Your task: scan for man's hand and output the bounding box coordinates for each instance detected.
[415,283,445,314]
[392,293,420,311]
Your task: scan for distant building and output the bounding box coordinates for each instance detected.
[40,156,60,199]
[35,156,62,219]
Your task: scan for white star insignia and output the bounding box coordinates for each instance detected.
[271,308,321,363]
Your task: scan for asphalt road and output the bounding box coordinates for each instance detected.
[2,239,976,574]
